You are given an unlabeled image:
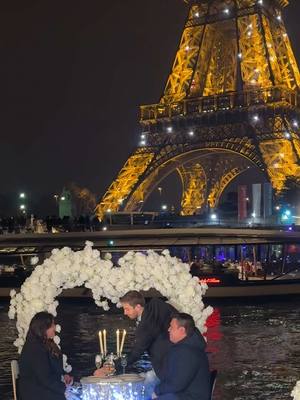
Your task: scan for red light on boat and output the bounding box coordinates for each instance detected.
[199,278,221,284]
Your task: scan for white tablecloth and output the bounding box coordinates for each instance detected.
[81,374,145,400]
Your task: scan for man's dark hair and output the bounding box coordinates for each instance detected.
[120,291,145,307]
[172,313,195,336]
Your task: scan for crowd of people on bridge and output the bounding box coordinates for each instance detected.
[0,215,101,235]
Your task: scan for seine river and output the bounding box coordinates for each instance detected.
[0,297,299,400]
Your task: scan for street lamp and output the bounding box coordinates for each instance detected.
[161,204,168,211]
[18,192,27,215]
[20,204,26,215]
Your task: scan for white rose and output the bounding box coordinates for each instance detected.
[123,251,134,261]
[31,299,44,310]
[8,308,15,319]
[53,335,61,345]
[104,252,112,260]
[291,381,300,400]
[64,364,72,373]
[30,256,39,266]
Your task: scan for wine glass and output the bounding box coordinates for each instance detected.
[120,354,127,375]
[95,354,102,370]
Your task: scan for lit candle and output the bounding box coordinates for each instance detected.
[116,329,120,356]
[120,329,126,354]
[98,330,104,356]
[103,329,107,356]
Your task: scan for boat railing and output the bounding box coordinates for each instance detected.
[272,266,300,280]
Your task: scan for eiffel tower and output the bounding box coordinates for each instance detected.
[95,0,300,220]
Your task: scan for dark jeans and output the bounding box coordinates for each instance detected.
[158,394,179,400]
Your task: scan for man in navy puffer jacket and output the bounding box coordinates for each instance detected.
[153,313,210,400]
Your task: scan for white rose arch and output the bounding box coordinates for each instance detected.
[9,241,213,371]
[292,381,300,400]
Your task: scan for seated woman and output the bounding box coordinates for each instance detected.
[19,311,73,400]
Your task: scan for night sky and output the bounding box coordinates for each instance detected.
[1,0,300,213]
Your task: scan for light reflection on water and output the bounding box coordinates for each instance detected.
[0,297,300,400]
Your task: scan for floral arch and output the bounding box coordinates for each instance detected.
[9,241,213,371]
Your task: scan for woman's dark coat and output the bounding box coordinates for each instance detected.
[19,335,66,400]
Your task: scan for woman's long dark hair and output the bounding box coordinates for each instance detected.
[27,311,61,358]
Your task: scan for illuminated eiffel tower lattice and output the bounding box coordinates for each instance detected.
[96,0,300,219]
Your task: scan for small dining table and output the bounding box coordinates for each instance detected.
[80,373,145,400]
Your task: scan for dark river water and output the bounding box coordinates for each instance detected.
[1,297,300,400]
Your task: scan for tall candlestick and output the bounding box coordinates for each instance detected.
[98,330,104,356]
[116,329,120,356]
[120,329,126,354]
[103,329,107,356]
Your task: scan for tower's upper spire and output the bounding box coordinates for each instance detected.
[183,0,289,8]
[158,0,298,104]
